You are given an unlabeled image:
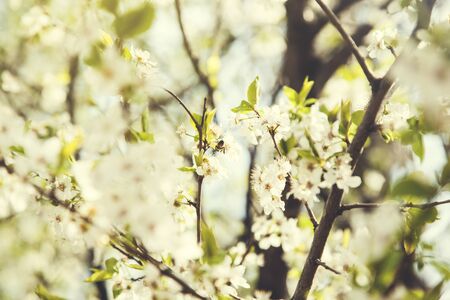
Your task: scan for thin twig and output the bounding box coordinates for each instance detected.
[339,199,450,214]
[164,88,200,129]
[269,129,282,157]
[313,0,377,86]
[303,201,319,230]
[174,0,215,107]
[195,97,208,243]
[315,259,341,275]
[113,236,208,300]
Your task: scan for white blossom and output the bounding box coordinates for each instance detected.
[251,157,291,215]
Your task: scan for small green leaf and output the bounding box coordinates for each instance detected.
[9,145,25,155]
[204,109,216,130]
[191,112,203,128]
[297,149,317,161]
[201,222,225,264]
[351,110,364,126]
[35,285,66,300]
[280,135,297,155]
[440,159,450,186]
[400,130,424,160]
[283,85,298,105]
[141,108,150,132]
[100,0,119,14]
[391,172,437,200]
[105,257,118,273]
[85,270,114,282]
[298,77,314,104]
[137,131,154,143]
[403,207,438,255]
[247,76,260,106]
[231,100,254,114]
[112,282,123,298]
[339,100,352,137]
[178,166,196,172]
[431,261,450,280]
[113,3,155,39]
[423,281,444,300]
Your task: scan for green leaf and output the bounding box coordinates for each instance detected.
[204,109,216,131]
[178,166,196,173]
[400,130,424,161]
[100,0,119,14]
[371,250,403,291]
[105,257,119,273]
[280,135,297,155]
[113,3,155,39]
[297,149,317,161]
[298,77,314,104]
[391,172,437,200]
[351,110,365,126]
[9,145,25,155]
[247,76,260,106]
[403,207,438,254]
[283,85,298,105]
[112,282,123,298]
[85,269,114,282]
[423,281,444,300]
[339,100,352,137]
[440,159,450,186]
[201,222,225,265]
[431,261,450,280]
[141,108,150,132]
[191,112,203,128]
[137,131,154,143]
[231,100,254,114]
[35,285,66,300]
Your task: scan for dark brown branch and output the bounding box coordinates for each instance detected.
[2,157,205,300]
[269,128,283,157]
[313,0,377,86]
[174,0,215,107]
[339,199,450,214]
[112,235,207,300]
[292,0,437,297]
[315,259,341,275]
[314,0,361,34]
[195,97,208,243]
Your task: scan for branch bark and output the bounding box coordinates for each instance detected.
[313,0,377,86]
[292,1,437,297]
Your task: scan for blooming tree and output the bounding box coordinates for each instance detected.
[0,0,449,299]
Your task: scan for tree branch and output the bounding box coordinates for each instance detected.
[314,0,361,34]
[174,0,215,107]
[315,259,341,275]
[292,1,437,298]
[339,199,450,214]
[164,88,200,129]
[111,233,208,300]
[313,0,377,86]
[195,97,208,243]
